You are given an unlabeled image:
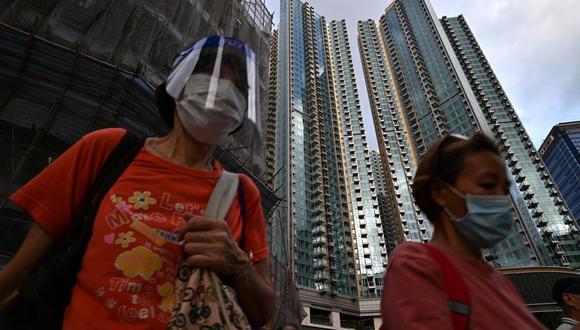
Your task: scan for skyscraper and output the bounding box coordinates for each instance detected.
[268,0,356,298]
[266,0,384,326]
[369,150,404,255]
[539,121,580,224]
[328,19,387,299]
[358,18,432,249]
[358,0,580,268]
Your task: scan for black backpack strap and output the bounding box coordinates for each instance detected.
[13,131,145,330]
[81,132,144,221]
[68,131,145,265]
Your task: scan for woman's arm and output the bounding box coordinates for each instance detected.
[230,259,275,325]
[0,223,56,310]
[1,129,127,310]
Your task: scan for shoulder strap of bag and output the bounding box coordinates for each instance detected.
[206,171,247,249]
[204,170,240,220]
[203,171,247,330]
[69,131,145,261]
[424,244,471,330]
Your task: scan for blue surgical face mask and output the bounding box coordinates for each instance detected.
[443,183,514,249]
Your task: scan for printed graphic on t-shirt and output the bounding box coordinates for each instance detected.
[94,190,205,324]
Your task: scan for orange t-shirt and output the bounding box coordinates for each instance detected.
[10,128,268,329]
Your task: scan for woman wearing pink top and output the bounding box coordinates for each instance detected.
[381,132,546,329]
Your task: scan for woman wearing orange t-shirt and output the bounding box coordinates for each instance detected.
[381,133,547,329]
[0,36,275,329]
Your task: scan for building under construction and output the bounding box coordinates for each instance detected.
[0,0,302,327]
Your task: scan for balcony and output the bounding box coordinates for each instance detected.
[520,180,531,190]
[515,174,526,183]
[558,206,569,215]
[523,191,534,200]
[313,217,324,226]
[313,247,327,257]
[508,157,519,166]
[313,259,329,270]
[541,227,553,238]
[313,225,326,235]
[314,271,330,282]
[536,219,548,228]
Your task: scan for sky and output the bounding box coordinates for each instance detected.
[263,0,580,150]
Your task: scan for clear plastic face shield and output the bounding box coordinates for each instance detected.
[165,36,261,141]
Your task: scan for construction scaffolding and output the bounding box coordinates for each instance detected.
[0,0,272,174]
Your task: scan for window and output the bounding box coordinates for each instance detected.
[310,308,332,326]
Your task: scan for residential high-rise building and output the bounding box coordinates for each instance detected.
[358,0,580,269]
[328,19,387,299]
[268,0,356,297]
[266,0,384,327]
[539,121,580,224]
[358,19,432,249]
[440,14,580,267]
[369,150,403,255]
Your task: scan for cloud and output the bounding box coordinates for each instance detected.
[432,0,580,146]
[264,0,580,148]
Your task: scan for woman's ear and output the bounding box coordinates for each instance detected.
[563,293,577,308]
[431,179,447,208]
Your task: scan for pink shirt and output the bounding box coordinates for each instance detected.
[381,242,546,330]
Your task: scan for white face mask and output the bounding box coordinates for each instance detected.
[175,74,246,144]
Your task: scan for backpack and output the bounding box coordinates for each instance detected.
[424,244,471,330]
[1,131,145,330]
[1,131,250,329]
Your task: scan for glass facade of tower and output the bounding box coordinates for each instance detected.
[328,20,386,298]
[269,0,357,297]
[370,150,401,255]
[358,19,431,244]
[357,0,580,269]
[380,1,476,154]
[441,14,580,268]
[540,122,580,224]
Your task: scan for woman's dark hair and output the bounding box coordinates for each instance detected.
[195,46,249,95]
[412,132,502,224]
[156,82,175,128]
